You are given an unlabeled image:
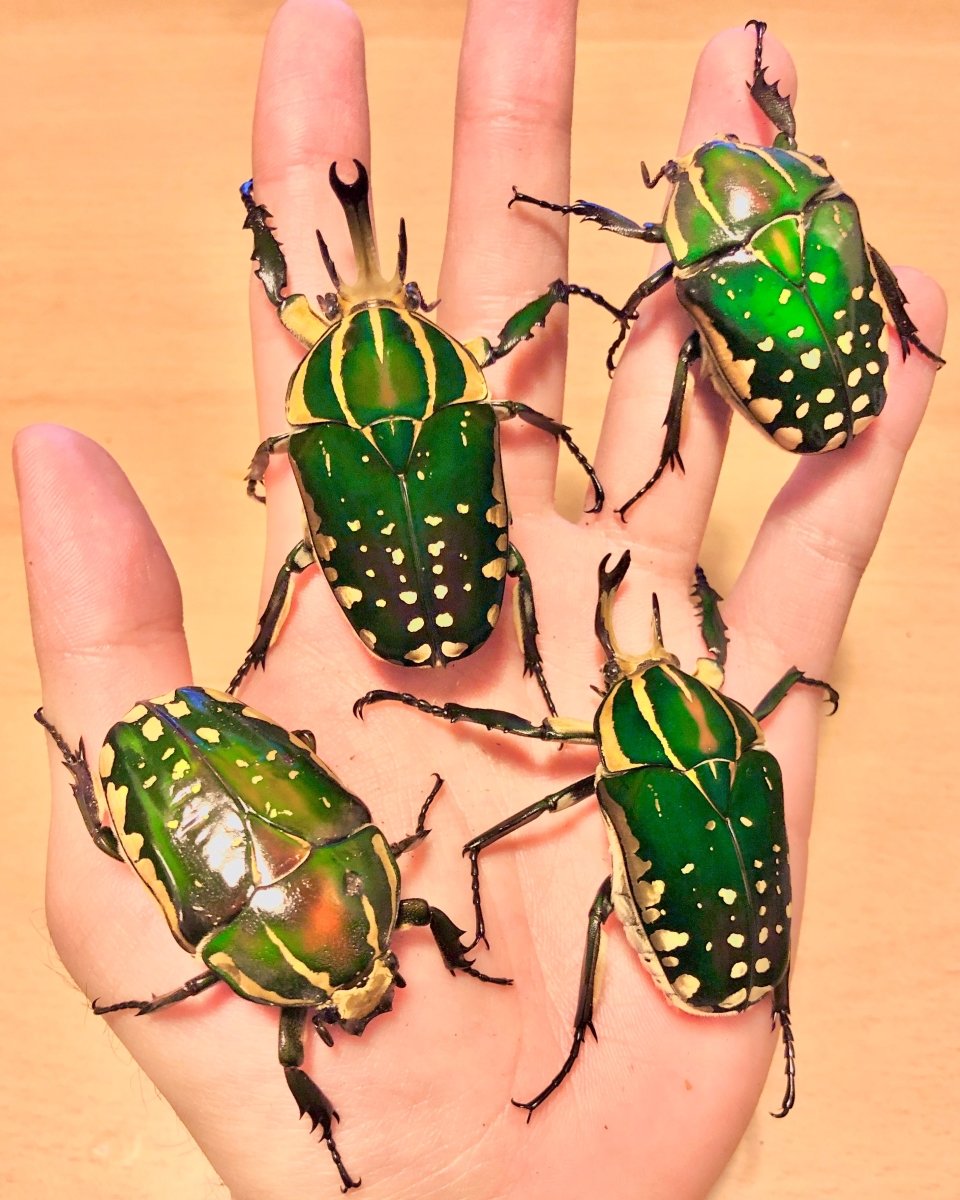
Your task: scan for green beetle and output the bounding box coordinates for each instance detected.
[511,19,943,516]
[355,551,838,1117]
[230,162,619,710]
[36,687,507,1191]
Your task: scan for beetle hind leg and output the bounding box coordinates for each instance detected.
[93,970,219,1016]
[279,1008,360,1191]
[506,542,557,716]
[868,245,945,365]
[35,709,122,861]
[771,979,796,1118]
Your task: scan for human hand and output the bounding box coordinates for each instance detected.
[17,2,944,1199]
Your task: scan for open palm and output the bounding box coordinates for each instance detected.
[18,1,944,1198]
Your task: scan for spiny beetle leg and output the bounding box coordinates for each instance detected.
[606,262,675,371]
[753,667,839,721]
[506,542,556,716]
[245,434,291,502]
[495,402,604,513]
[35,710,122,861]
[93,970,219,1016]
[691,565,729,669]
[463,774,596,948]
[279,1008,360,1192]
[868,245,946,364]
[389,774,444,858]
[513,876,614,1120]
[397,899,512,985]
[228,539,314,694]
[771,977,796,1118]
[617,330,700,519]
[240,179,288,309]
[509,187,663,243]
[353,690,595,745]
[745,20,797,149]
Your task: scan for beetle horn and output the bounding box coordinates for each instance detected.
[397,217,407,283]
[329,160,392,292]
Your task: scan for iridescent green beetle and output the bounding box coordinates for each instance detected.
[230,162,617,709]
[356,552,838,1116]
[511,19,943,516]
[36,688,506,1191]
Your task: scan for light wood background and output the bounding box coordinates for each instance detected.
[3,2,957,1197]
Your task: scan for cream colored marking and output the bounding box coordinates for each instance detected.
[323,567,339,582]
[777,289,790,306]
[496,533,509,553]
[773,426,804,450]
[399,590,417,604]
[834,309,847,320]
[662,956,680,968]
[847,366,863,387]
[435,584,448,599]
[165,819,178,830]
[142,716,164,742]
[758,336,774,351]
[800,348,821,370]
[289,770,299,779]
[756,880,768,893]
[795,402,810,419]
[161,747,175,761]
[123,703,149,723]
[441,641,469,658]
[674,975,701,1000]
[432,564,444,575]
[407,617,425,633]
[727,933,745,948]
[485,502,507,526]
[851,415,876,436]
[196,727,221,743]
[817,387,836,404]
[866,360,880,374]
[636,879,665,908]
[748,396,781,423]
[265,750,277,762]
[463,583,472,592]
[346,519,361,532]
[99,743,115,776]
[164,699,191,718]
[236,759,248,768]
[719,988,748,1009]
[756,958,771,973]
[718,888,737,905]
[455,502,470,515]
[365,569,375,579]
[776,923,784,934]
[425,515,442,526]
[779,368,795,382]
[726,289,735,300]
[435,613,454,628]
[748,985,773,1003]
[681,863,695,875]
[759,926,769,944]
[143,775,157,789]
[405,644,432,664]
[809,271,826,284]
[207,951,298,1005]
[730,961,748,979]
[851,285,864,300]
[427,540,445,557]
[381,522,395,535]
[650,929,689,952]
[705,941,712,952]
[359,629,377,649]
[738,815,753,827]
[642,908,662,924]
[785,902,793,917]
[482,557,507,580]
[787,326,804,339]
[389,548,404,567]
[335,586,363,609]
[486,604,500,626]
[837,331,854,353]
[823,411,844,431]
[171,759,190,781]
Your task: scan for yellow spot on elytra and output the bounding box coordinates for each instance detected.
[164,700,191,718]
[323,567,338,582]
[809,271,826,284]
[851,415,875,436]
[405,644,432,664]
[823,411,844,430]
[719,988,748,1009]
[718,888,737,905]
[487,604,500,626]
[482,558,507,580]
[800,348,821,369]
[434,585,448,599]
[705,820,716,831]
[380,522,395,535]
[756,880,768,893]
[161,746,175,760]
[456,503,470,514]
[335,586,363,609]
[650,929,689,952]
[636,879,665,907]
[143,775,157,789]
[749,396,781,423]
[346,519,361,531]
[787,326,804,339]
[758,336,774,351]
[171,759,190,781]
[432,564,444,575]
[663,956,680,968]
[847,366,862,387]
[738,815,753,827]
[424,515,442,526]
[123,704,148,723]
[681,863,695,874]
[399,590,417,604]
[756,958,771,973]
[441,641,469,658]
[816,388,836,404]
[759,927,769,943]
[673,975,701,1000]
[141,716,164,742]
[795,402,810,419]
[196,727,221,743]
[837,331,854,354]
[391,549,405,565]
[866,360,880,374]
[778,290,791,305]
[728,933,745,948]
[99,743,115,776]
[407,617,425,632]
[375,598,386,608]
[435,613,454,628]
[851,285,864,300]
[359,630,377,649]
[773,426,804,450]
[427,541,445,557]
[852,393,872,413]
[730,962,748,978]
[779,368,794,382]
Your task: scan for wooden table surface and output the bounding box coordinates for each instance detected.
[3,2,957,1197]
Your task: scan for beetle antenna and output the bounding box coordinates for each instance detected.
[315,228,341,289]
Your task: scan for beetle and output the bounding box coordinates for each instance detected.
[510,19,944,517]
[229,161,621,710]
[36,687,508,1191]
[355,551,838,1117]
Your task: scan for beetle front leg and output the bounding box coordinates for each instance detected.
[245,434,291,502]
[92,970,220,1016]
[753,667,839,721]
[691,564,729,670]
[868,245,945,365]
[463,774,596,947]
[389,773,443,858]
[278,1008,360,1192]
[513,876,614,1119]
[493,402,604,512]
[228,539,315,693]
[396,898,512,985]
[745,20,798,150]
[771,976,796,1118]
[617,330,700,519]
[509,188,664,243]
[35,710,122,860]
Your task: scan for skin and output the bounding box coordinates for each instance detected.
[15,2,945,1198]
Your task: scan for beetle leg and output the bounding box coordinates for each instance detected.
[35,710,122,861]
[504,542,556,715]
[389,773,444,858]
[353,689,595,743]
[610,262,675,368]
[753,667,839,721]
[691,564,729,670]
[745,20,798,150]
[397,898,512,985]
[92,970,220,1015]
[278,1008,360,1192]
[463,774,596,947]
[868,245,946,365]
[509,187,664,243]
[617,330,699,519]
[513,876,614,1119]
[228,539,315,694]
[770,976,796,1117]
[493,401,604,512]
[245,434,291,502]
